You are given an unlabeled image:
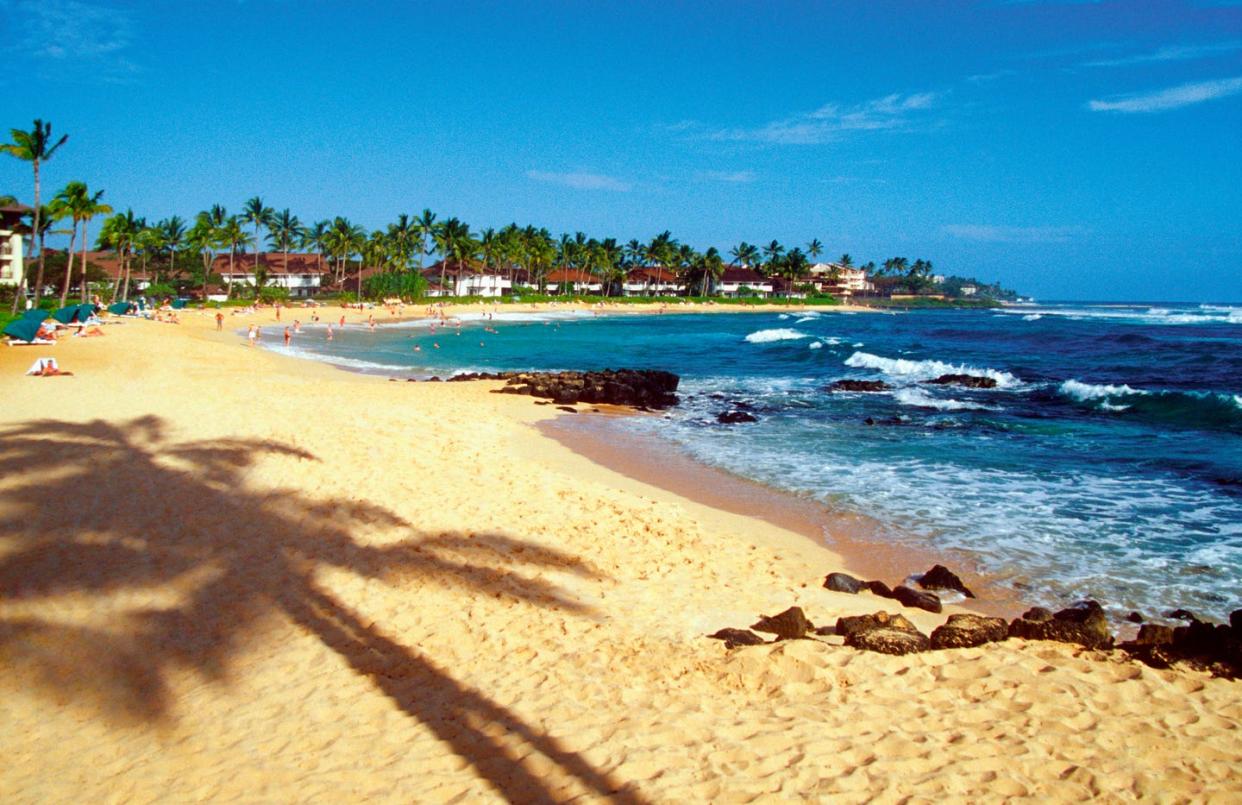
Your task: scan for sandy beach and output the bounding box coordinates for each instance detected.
[1,305,1239,802]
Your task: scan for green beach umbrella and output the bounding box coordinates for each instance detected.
[22,308,49,320]
[171,299,187,310]
[3,317,43,343]
[51,306,78,324]
[107,302,132,315]
[76,303,97,320]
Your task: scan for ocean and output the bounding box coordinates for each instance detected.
[269,301,1242,621]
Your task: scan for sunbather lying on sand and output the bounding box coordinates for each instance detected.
[26,357,73,376]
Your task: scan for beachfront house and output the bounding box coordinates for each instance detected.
[421,262,512,297]
[621,267,686,296]
[716,266,773,298]
[807,262,875,297]
[543,269,604,295]
[0,203,29,290]
[212,253,327,298]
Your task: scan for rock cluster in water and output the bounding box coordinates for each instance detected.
[442,369,680,409]
[925,373,998,389]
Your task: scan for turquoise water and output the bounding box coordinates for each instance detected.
[269,302,1242,620]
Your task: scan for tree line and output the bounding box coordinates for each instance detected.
[5,119,945,306]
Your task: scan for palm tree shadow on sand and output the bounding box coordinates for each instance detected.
[0,416,644,804]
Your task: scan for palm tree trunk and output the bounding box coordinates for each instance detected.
[59,220,77,307]
[79,222,90,303]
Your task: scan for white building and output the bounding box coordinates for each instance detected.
[213,253,327,298]
[423,265,512,297]
[808,262,874,296]
[717,266,773,298]
[0,204,29,289]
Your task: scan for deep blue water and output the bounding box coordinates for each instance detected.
[270,302,1242,620]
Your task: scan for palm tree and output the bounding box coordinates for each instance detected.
[762,240,785,276]
[645,231,675,296]
[54,182,106,306]
[187,215,224,299]
[807,239,823,262]
[26,202,70,298]
[361,230,389,298]
[386,214,417,274]
[242,196,274,274]
[267,208,303,280]
[2,119,69,311]
[159,216,187,283]
[416,208,437,270]
[730,242,759,269]
[221,216,251,296]
[133,225,165,298]
[302,220,330,275]
[839,253,853,267]
[699,246,724,296]
[97,210,141,301]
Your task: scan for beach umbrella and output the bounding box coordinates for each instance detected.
[171,299,187,310]
[76,303,97,320]
[2,316,43,343]
[51,306,78,324]
[22,308,49,320]
[107,301,132,315]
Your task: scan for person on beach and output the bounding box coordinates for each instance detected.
[215,311,224,331]
[247,325,257,347]
[283,327,291,346]
[339,315,346,328]
[275,305,281,322]
[327,324,334,341]
[293,319,301,334]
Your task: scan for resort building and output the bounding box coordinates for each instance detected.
[808,262,875,297]
[0,203,29,289]
[716,266,773,298]
[421,263,512,297]
[212,253,328,298]
[543,269,603,295]
[621,267,685,296]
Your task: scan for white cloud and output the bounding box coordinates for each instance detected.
[1087,76,1242,113]
[699,170,756,183]
[1083,41,1242,68]
[11,0,133,59]
[966,69,1017,84]
[709,91,941,145]
[525,170,631,192]
[943,224,1086,244]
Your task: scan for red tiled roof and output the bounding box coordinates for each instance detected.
[212,252,327,275]
[720,266,769,284]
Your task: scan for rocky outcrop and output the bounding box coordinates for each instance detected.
[917,564,975,598]
[930,614,1009,649]
[1008,601,1112,649]
[925,374,998,389]
[708,628,768,648]
[1121,612,1242,678]
[486,369,680,408]
[717,410,758,424]
[751,607,814,641]
[893,585,943,613]
[823,572,865,594]
[838,611,930,655]
[828,379,891,393]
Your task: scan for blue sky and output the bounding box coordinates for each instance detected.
[2,0,1240,301]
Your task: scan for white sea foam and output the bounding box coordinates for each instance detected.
[844,351,1021,388]
[1059,379,1148,401]
[893,388,1001,411]
[745,328,811,343]
[778,313,790,319]
[1099,402,1132,412]
[1022,313,1042,321]
[808,341,824,350]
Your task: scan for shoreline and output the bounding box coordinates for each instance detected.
[538,412,1029,622]
[1,305,1238,801]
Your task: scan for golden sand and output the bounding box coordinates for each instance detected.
[0,305,1238,802]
